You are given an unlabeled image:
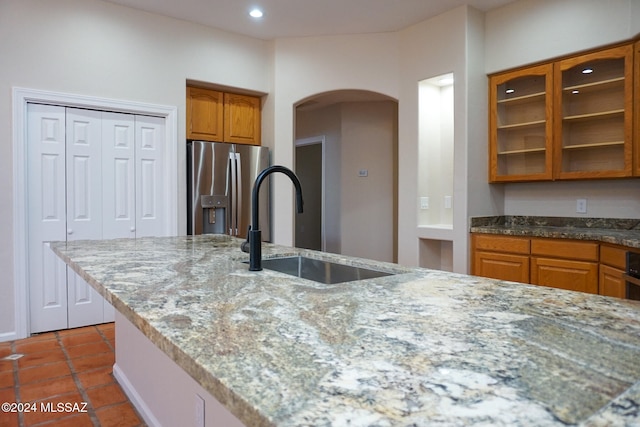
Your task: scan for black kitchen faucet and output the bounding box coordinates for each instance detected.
[241,165,304,271]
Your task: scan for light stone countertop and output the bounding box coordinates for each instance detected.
[52,234,640,426]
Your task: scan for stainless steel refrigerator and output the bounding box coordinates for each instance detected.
[187,141,270,241]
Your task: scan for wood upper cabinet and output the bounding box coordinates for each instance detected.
[187,87,261,145]
[489,64,554,182]
[554,44,633,179]
[488,41,636,182]
[224,93,261,146]
[187,87,224,141]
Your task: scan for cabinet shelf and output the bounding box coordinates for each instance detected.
[563,140,624,150]
[497,120,546,130]
[563,77,624,93]
[498,147,546,155]
[497,92,545,105]
[563,109,624,122]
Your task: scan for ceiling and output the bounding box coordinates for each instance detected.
[104,0,518,40]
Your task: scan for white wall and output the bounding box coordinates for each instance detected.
[271,34,400,246]
[295,105,343,254]
[0,0,271,338]
[485,0,640,218]
[398,6,491,271]
[340,101,397,263]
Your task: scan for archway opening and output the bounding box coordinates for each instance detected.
[294,90,398,263]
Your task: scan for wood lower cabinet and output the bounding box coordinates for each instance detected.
[471,234,635,298]
[474,251,530,283]
[187,86,261,145]
[599,244,629,298]
[530,238,599,293]
[471,234,530,283]
[599,264,626,298]
[531,257,598,294]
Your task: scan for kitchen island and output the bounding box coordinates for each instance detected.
[52,235,640,426]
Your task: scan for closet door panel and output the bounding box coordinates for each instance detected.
[65,108,105,328]
[27,104,68,333]
[136,115,166,237]
[66,108,103,240]
[102,112,136,238]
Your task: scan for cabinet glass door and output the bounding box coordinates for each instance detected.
[555,45,632,178]
[490,64,553,182]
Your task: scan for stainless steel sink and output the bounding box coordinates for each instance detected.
[258,255,394,284]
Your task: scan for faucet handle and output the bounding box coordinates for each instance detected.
[240,225,251,253]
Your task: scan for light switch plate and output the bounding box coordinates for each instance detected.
[420,197,429,209]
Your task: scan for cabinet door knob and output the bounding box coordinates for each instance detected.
[130,227,136,232]
[67,229,73,235]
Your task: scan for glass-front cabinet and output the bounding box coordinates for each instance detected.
[554,44,633,179]
[488,42,635,183]
[489,64,553,182]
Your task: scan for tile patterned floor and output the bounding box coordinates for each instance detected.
[0,324,146,426]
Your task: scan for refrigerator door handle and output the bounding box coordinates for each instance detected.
[229,152,237,236]
[235,152,242,237]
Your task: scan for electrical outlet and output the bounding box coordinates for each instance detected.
[420,197,429,210]
[576,198,587,214]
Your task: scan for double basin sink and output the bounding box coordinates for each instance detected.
[258,255,394,284]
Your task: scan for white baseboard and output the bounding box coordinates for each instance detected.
[0,330,20,343]
[113,363,162,427]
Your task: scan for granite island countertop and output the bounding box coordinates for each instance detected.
[470,216,640,249]
[52,235,640,426]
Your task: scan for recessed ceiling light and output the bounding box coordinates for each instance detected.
[249,8,263,18]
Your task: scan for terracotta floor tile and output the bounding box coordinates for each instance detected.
[0,370,15,388]
[36,412,94,427]
[0,344,12,359]
[0,411,19,427]
[22,391,89,426]
[71,352,115,373]
[18,361,72,385]
[56,326,96,337]
[66,341,112,360]
[0,358,14,373]
[59,329,103,348]
[86,382,127,409]
[77,366,115,389]
[95,401,143,427]
[0,386,17,404]
[99,327,115,342]
[17,349,67,369]
[20,375,78,402]
[15,337,61,354]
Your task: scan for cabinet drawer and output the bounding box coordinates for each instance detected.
[531,238,598,261]
[472,234,530,255]
[600,245,627,270]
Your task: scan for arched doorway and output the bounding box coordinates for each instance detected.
[294,90,398,263]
